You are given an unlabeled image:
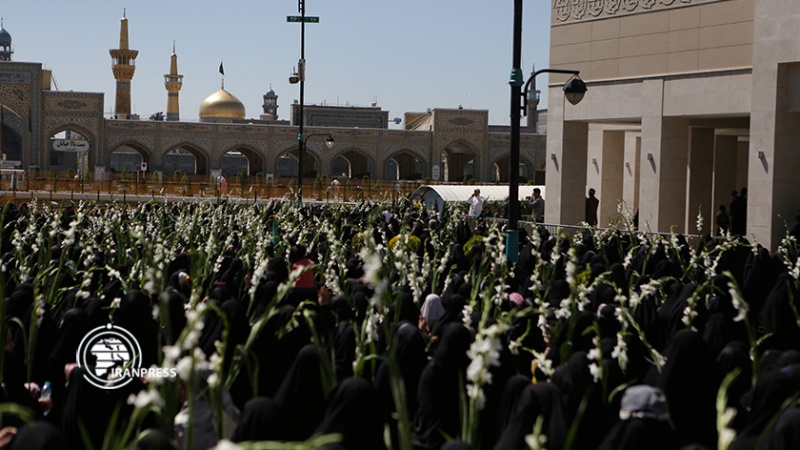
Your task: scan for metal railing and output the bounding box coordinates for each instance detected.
[0,173,430,204]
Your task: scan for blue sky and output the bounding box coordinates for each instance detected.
[2,1,551,126]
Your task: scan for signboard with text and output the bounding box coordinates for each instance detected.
[52,139,90,152]
[287,16,319,22]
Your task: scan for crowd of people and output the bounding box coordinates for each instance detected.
[0,198,799,450]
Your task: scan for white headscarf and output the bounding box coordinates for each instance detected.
[421,294,445,325]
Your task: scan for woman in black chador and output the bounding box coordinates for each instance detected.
[412,323,472,450]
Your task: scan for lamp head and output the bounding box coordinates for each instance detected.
[325,135,335,149]
[563,76,587,105]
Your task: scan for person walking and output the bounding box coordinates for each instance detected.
[585,188,599,226]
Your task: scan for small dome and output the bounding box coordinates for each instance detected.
[0,26,12,47]
[265,89,276,97]
[199,89,245,121]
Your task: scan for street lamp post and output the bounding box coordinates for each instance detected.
[296,0,307,204]
[507,0,587,263]
[288,0,322,204]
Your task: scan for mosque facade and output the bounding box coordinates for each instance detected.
[545,0,800,249]
[0,15,545,185]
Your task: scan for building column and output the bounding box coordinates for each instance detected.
[545,86,590,225]
[685,128,715,234]
[711,134,739,233]
[209,138,221,174]
[585,126,603,206]
[749,2,800,249]
[639,80,690,233]
[622,132,641,220]
[599,130,625,227]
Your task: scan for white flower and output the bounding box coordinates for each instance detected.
[183,330,200,351]
[163,345,181,368]
[176,356,194,382]
[588,362,603,383]
[127,389,164,410]
[207,372,220,389]
[365,313,380,343]
[209,350,223,371]
[719,428,736,450]
[696,210,704,232]
[611,338,629,372]
[214,440,243,450]
[462,304,474,329]
[359,247,383,287]
[110,297,121,309]
[466,322,506,412]
[467,383,486,411]
[727,280,749,322]
[525,423,548,450]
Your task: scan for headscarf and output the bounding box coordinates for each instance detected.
[421,294,445,326]
[763,408,800,450]
[597,386,681,450]
[493,382,568,450]
[376,321,428,427]
[508,292,525,309]
[656,329,720,449]
[273,344,329,441]
[43,308,90,424]
[231,397,283,443]
[113,289,158,368]
[732,368,800,450]
[313,377,389,450]
[9,421,65,450]
[412,323,472,450]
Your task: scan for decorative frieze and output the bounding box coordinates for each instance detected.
[108,136,154,153]
[161,137,211,152]
[382,144,429,159]
[553,0,716,24]
[0,72,29,84]
[219,140,268,156]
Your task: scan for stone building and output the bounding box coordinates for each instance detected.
[0,14,545,186]
[546,0,800,249]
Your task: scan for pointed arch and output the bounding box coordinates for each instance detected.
[220,145,265,177]
[384,149,426,181]
[490,155,532,183]
[0,104,23,164]
[440,139,479,182]
[109,140,153,173]
[48,125,99,173]
[330,147,375,179]
[163,142,210,175]
[275,146,320,179]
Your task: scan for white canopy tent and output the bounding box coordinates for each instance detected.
[410,184,545,214]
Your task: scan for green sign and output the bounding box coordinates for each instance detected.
[287,16,320,23]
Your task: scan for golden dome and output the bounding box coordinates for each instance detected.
[199,89,246,121]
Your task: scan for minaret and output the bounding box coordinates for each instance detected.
[0,19,14,62]
[164,41,184,121]
[261,85,279,120]
[109,9,139,119]
[526,65,540,131]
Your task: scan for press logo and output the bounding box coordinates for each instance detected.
[76,324,176,389]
